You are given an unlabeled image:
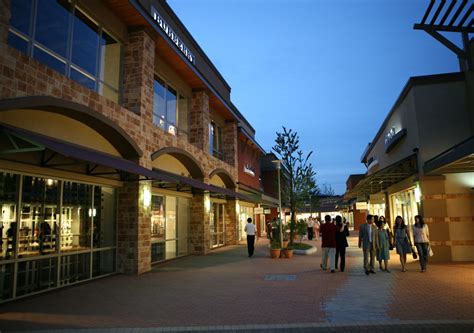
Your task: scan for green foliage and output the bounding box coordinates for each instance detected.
[270,240,281,249]
[273,127,318,245]
[296,219,307,236]
[292,243,313,250]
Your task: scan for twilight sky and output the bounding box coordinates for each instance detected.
[168,0,462,194]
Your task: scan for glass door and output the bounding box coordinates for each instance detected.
[210,203,225,248]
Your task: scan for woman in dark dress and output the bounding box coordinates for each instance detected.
[335,215,349,272]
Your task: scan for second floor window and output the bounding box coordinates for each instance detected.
[209,122,224,160]
[153,77,188,137]
[7,0,121,103]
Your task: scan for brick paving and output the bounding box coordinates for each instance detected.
[0,234,473,332]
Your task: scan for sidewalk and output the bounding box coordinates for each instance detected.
[0,235,473,332]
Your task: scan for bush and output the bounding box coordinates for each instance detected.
[270,241,281,249]
[292,243,312,250]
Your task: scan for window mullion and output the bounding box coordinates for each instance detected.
[66,3,75,78]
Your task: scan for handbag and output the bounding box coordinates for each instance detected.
[428,245,434,257]
[412,246,418,259]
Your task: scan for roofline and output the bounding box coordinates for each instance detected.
[159,0,231,91]
[361,71,465,163]
[238,126,266,154]
[132,0,255,133]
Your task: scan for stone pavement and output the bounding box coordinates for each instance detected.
[0,234,473,333]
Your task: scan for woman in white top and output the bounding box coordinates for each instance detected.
[413,215,430,272]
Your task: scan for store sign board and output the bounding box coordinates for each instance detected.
[150,6,195,64]
[254,208,264,214]
[244,164,256,177]
[264,209,271,214]
[384,127,407,153]
[355,202,368,210]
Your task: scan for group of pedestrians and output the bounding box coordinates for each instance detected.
[320,213,431,274]
[319,215,350,273]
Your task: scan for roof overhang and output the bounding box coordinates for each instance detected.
[424,136,474,174]
[346,154,418,198]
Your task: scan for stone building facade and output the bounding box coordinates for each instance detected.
[0,0,262,302]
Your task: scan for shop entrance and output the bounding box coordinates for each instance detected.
[390,187,419,233]
[210,203,225,248]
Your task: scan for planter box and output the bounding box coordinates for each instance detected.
[294,247,317,255]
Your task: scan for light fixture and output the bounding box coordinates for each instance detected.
[143,186,151,208]
[204,192,211,213]
[46,178,54,186]
[414,185,422,203]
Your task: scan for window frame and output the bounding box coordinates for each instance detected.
[7,0,122,102]
[152,75,188,137]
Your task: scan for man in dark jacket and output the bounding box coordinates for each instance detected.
[320,215,338,273]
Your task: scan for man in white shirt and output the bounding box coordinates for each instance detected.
[244,217,256,257]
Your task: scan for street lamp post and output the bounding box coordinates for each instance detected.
[272,160,283,249]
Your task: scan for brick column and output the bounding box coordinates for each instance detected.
[122,27,155,122]
[189,192,210,254]
[117,180,151,274]
[189,90,210,151]
[223,120,237,167]
[224,198,238,245]
[0,0,11,45]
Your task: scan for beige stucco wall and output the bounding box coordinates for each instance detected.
[152,154,191,177]
[0,109,121,156]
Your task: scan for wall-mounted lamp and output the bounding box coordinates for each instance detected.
[414,185,422,203]
[143,186,152,208]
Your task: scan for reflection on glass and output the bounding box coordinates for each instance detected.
[16,257,58,296]
[210,203,225,248]
[0,173,19,260]
[33,46,66,74]
[153,79,166,129]
[151,196,165,240]
[20,177,59,257]
[8,32,28,54]
[92,249,115,277]
[0,263,14,301]
[59,253,90,286]
[62,182,92,252]
[166,88,177,126]
[35,0,71,57]
[70,67,95,90]
[93,186,116,248]
[100,31,121,89]
[10,0,33,35]
[72,8,99,75]
[177,197,189,256]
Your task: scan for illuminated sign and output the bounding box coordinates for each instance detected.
[355,202,368,210]
[244,164,255,177]
[384,127,407,153]
[150,6,195,64]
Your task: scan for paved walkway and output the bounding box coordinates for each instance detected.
[1,234,473,332]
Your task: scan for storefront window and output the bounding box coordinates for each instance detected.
[93,186,116,248]
[239,206,254,241]
[210,202,225,248]
[0,173,19,261]
[8,0,122,103]
[151,194,189,263]
[391,188,418,234]
[0,172,117,301]
[62,182,92,252]
[20,177,60,257]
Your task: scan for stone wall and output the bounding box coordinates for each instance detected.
[0,0,239,274]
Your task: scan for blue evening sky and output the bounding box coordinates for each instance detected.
[168,0,462,194]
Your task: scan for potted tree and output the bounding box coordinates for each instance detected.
[282,245,294,258]
[270,240,281,259]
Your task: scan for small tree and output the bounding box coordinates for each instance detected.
[273,127,317,245]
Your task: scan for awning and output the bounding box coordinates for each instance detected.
[0,123,157,181]
[153,168,254,201]
[346,154,418,198]
[424,136,474,174]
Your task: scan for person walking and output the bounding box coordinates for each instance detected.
[335,215,349,272]
[413,215,430,272]
[359,214,377,275]
[307,218,314,240]
[320,215,338,273]
[375,219,391,272]
[244,217,256,257]
[394,216,412,272]
[314,218,320,241]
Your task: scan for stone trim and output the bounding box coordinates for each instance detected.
[425,217,474,223]
[423,193,474,200]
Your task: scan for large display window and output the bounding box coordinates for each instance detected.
[0,171,116,302]
[391,187,419,233]
[151,194,189,263]
[239,205,254,241]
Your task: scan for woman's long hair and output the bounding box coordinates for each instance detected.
[414,215,425,227]
[394,215,405,229]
